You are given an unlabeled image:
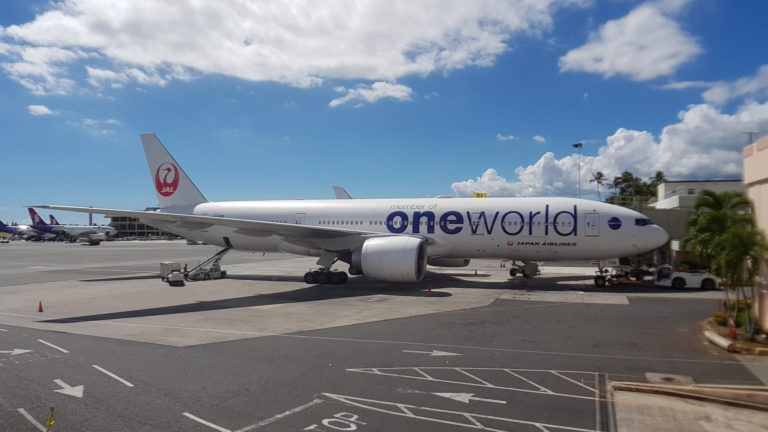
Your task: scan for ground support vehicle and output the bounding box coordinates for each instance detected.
[655,265,721,289]
[160,262,185,287]
[184,246,231,281]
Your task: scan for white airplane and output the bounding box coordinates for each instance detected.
[38,133,668,284]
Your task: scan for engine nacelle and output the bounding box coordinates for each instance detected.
[355,236,427,282]
[427,257,470,267]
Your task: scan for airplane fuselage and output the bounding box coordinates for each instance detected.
[150,197,667,261]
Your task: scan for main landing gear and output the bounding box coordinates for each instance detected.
[303,269,349,285]
[508,261,539,279]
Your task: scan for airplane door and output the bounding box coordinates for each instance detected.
[294,213,306,225]
[585,213,599,237]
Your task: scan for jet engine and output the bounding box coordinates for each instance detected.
[352,236,427,282]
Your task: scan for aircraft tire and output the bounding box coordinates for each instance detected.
[316,271,329,284]
[330,272,348,284]
[304,272,317,284]
[509,269,517,277]
[594,275,606,287]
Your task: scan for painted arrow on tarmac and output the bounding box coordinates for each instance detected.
[433,393,506,404]
[402,349,462,356]
[0,349,33,356]
[53,379,84,398]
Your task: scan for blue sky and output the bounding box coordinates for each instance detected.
[1,0,768,224]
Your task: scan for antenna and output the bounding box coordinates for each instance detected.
[743,131,759,144]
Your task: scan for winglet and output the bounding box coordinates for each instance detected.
[141,133,208,209]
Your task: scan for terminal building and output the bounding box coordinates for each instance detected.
[108,207,179,238]
[744,136,768,282]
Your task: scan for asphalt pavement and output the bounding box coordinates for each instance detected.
[1,240,765,431]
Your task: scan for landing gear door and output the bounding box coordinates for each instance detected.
[585,212,600,237]
[294,213,306,225]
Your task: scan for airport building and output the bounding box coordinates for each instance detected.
[108,207,179,238]
[744,136,768,282]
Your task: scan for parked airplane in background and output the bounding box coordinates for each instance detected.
[0,219,47,240]
[38,133,669,284]
[28,208,117,245]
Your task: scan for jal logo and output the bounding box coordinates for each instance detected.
[155,162,180,197]
[608,217,622,230]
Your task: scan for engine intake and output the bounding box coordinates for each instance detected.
[356,236,427,282]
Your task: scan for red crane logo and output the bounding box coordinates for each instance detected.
[155,162,180,197]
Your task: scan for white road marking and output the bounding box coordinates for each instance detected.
[17,408,46,432]
[433,392,506,404]
[551,371,599,393]
[0,348,33,356]
[183,412,232,432]
[234,399,323,432]
[53,379,84,398]
[507,370,553,393]
[348,367,600,400]
[0,328,8,331]
[92,365,134,387]
[322,393,594,432]
[37,339,68,353]
[456,369,492,386]
[402,349,462,356]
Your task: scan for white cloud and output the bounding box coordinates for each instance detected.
[0,1,585,98]
[27,104,57,116]
[452,101,768,197]
[73,117,121,136]
[701,65,768,106]
[329,82,413,107]
[533,135,546,144]
[558,3,701,81]
[497,133,516,141]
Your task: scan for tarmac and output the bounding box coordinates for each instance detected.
[1,240,767,431]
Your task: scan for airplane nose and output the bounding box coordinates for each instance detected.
[651,225,669,248]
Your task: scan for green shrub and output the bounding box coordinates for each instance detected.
[713,311,731,326]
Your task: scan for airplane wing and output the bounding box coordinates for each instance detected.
[34,205,389,248]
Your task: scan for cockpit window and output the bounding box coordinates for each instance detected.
[635,218,654,226]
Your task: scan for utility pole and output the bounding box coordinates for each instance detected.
[572,143,583,198]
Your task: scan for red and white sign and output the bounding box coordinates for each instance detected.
[155,162,179,197]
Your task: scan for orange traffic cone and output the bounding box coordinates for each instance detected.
[38,301,44,313]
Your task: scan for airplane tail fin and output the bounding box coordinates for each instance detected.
[0,219,7,228]
[140,133,208,209]
[50,215,60,225]
[28,208,47,227]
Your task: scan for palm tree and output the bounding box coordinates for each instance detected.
[589,171,606,201]
[684,190,768,338]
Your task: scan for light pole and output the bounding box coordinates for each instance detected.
[572,142,583,198]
